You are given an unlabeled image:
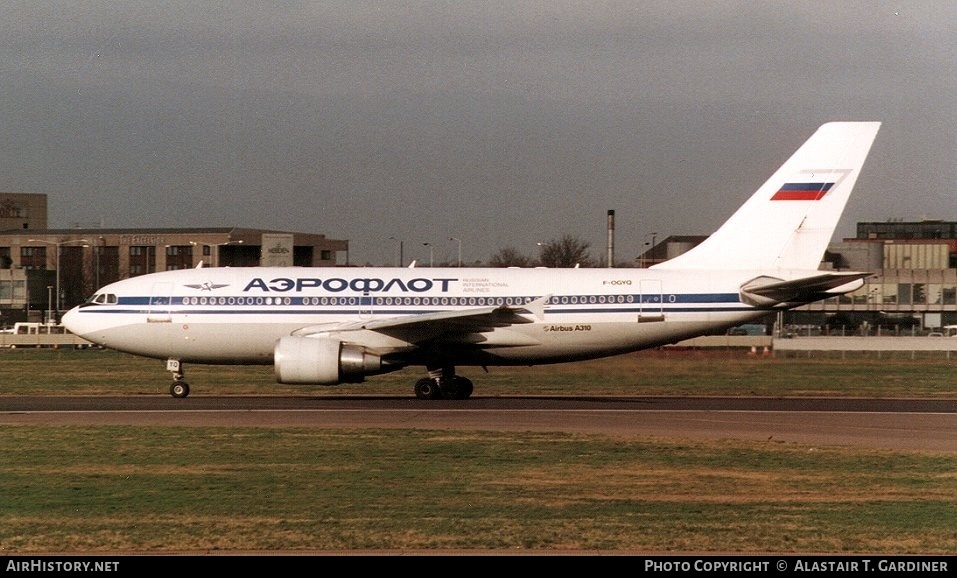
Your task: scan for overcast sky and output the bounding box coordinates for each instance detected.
[2,1,955,266]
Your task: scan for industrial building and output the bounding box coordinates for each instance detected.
[798,221,957,332]
[0,193,348,326]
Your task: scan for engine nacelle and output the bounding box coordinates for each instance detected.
[274,335,381,385]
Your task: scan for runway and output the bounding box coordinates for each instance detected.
[2,395,955,453]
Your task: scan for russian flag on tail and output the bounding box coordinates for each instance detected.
[771,182,834,201]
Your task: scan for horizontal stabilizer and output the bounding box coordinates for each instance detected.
[740,272,870,306]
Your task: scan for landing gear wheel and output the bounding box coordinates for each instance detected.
[166,359,190,398]
[439,376,473,400]
[454,376,473,400]
[438,378,458,399]
[414,378,442,400]
[170,380,190,399]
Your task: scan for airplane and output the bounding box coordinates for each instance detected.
[62,121,881,400]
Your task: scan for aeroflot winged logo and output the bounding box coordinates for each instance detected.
[184,282,230,291]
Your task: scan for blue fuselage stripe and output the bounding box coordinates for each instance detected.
[79,291,755,316]
[114,292,741,306]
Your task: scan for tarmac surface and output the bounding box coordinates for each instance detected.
[2,395,955,453]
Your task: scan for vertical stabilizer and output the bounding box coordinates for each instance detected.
[652,122,881,271]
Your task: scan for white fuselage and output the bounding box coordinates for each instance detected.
[62,265,781,366]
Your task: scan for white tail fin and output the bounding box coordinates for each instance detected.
[652,122,881,271]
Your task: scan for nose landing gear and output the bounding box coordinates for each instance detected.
[167,358,190,398]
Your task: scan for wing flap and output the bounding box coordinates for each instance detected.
[293,295,550,345]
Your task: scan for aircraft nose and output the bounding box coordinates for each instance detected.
[61,307,79,333]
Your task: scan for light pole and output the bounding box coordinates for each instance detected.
[423,242,434,267]
[29,238,89,320]
[95,237,104,289]
[389,237,404,267]
[46,285,53,325]
[189,241,201,266]
[642,232,658,268]
[449,237,462,267]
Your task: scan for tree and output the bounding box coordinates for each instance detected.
[488,246,533,268]
[537,234,594,268]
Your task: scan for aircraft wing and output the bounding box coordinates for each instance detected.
[740,272,870,306]
[292,295,549,345]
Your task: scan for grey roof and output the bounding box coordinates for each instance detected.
[0,226,291,236]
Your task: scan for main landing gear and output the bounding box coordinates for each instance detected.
[167,358,190,398]
[163,359,473,400]
[414,366,474,400]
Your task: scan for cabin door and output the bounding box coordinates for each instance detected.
[638,279,664,322]
[147,282,173,323]
[358,292,374,320]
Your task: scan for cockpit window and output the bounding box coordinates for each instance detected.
[87,293,118,305]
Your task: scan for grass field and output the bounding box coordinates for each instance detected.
[1,348,955,555]
[4,346,957,397]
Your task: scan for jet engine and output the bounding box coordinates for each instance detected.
[274,335,381,385]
